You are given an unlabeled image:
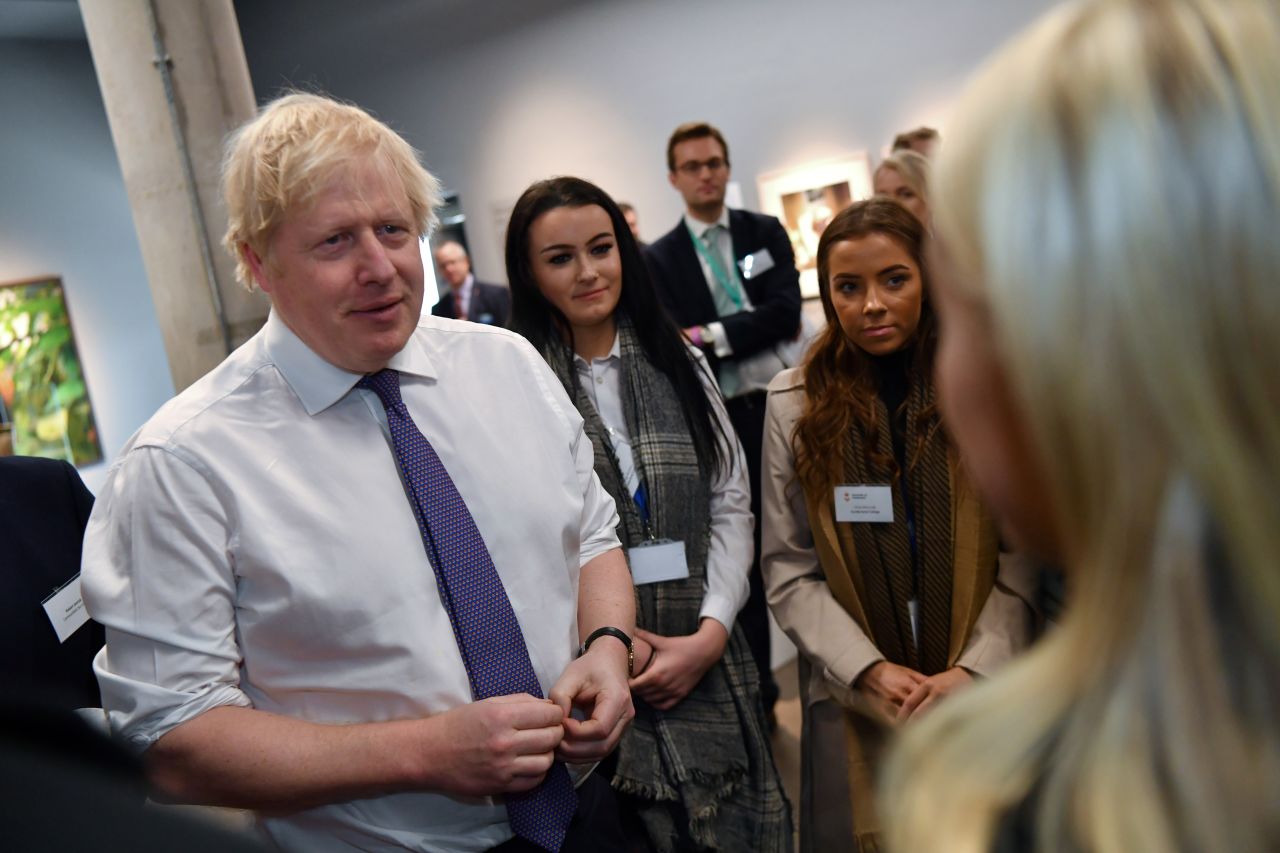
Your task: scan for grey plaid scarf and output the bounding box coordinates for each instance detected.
[545,317,791,852]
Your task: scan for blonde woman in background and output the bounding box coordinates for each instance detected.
[872,150,930,225]
[883,0,1280,851]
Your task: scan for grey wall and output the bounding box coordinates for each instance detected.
[243,0,1061,284]
[0,38,174,491]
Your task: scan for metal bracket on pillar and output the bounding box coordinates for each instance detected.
[144,0,233,358]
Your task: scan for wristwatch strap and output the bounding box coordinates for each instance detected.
[579,626,634,677]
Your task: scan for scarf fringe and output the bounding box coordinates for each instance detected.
[684,771,747,848]
[613,774,679,803]
[613,763,746,806]
[617,766,747,850]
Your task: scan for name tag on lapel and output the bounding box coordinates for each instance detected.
[738,248,775,280]
[834,485,894,523]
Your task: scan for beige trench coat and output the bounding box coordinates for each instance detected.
[760,368,1037,851]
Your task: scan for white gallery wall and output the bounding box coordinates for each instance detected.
[0,38,174,492]
[243,0,1062,283]
[0,0,1063,489]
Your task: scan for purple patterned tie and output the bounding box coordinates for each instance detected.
[359,368,577,852]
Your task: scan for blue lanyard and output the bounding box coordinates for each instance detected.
[633,482,650,525]
[633,482,657,541]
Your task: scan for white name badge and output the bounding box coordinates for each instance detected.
[834,485,894,523]
[738,248,776,280]
[42,572,90,643]
[628,539,690,585]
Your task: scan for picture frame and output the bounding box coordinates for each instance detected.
[756,153,874,299]
[0,276,102,465]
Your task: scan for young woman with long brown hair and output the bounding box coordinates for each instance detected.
[760,198,1034,851]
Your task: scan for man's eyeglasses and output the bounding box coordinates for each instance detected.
[675,157,728,176]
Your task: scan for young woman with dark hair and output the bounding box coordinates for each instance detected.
[507,176,791,852]
[760,198,1034,851]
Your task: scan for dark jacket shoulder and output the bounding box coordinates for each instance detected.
[0,456,102,710]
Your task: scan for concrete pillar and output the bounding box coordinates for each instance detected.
[80,0,267,391]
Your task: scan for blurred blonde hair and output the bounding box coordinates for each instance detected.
[874,149,930,200]
[883,0,1280,851]
[221,92,442,289]
[891,125,940,153]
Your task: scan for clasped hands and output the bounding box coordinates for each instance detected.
[628,619,728,711]
[854,661,973,725]
[428,638,634,797]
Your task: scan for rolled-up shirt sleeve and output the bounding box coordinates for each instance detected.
[527,346,621,566]
[81,444,251,752]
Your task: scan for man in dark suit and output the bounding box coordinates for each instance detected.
[0,456,272,849]
[0,455,103,710]
[644,121,802,719]
[430,240,510,326]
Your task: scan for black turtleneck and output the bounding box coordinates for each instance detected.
[873,348,911,475]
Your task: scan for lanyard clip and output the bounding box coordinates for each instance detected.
[633,484,656,541]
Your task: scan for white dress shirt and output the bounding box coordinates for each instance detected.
[81,311,621,853]
[683,210,787,397]
[573,335,751,632]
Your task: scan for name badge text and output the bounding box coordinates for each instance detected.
[42,573,90,643]
[834,485,894,523]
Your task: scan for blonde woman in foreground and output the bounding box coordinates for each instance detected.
[882,0,1280,851]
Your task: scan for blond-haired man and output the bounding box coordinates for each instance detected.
[83,93,634,853]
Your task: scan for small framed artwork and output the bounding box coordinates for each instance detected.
[0,276,102,465]
[756,153,874,299]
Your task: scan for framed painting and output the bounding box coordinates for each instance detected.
[0,277,102,465]
[756,153,874,299]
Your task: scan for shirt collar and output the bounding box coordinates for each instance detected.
[264,309,438,416]
[683,207,731,239]
[571,331,622,371]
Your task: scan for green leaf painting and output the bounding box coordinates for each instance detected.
[0,278,103,465]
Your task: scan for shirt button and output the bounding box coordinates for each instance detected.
[596,376,604,385]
